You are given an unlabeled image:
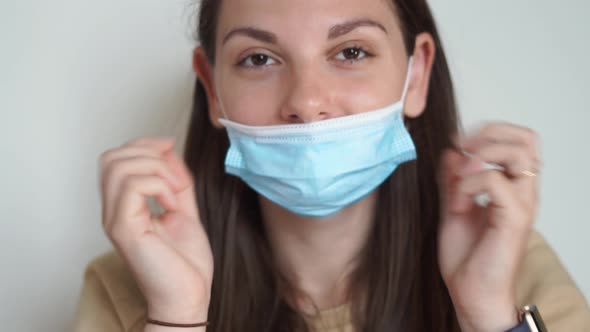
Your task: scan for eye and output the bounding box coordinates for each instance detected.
[334,46,372,62]
[238,53,278,68]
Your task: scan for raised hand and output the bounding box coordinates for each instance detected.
[99,137,213,327]
[438,123,541,332]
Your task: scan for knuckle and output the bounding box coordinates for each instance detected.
[486,170,504,184]
[146,156,164,168]
[121,175,142,193]
[125,136,148,146]
[99,148,117,168]
[145,158,171,178]
[102,158,124,182]
[479,143,497,157]
[479,122,495,135]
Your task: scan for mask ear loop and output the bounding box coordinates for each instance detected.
[400,56,414,107]
[214,82,230,123]
[401,56,414,131]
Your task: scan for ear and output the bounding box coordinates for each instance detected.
[192,47,224,128]
[403,32,436,118]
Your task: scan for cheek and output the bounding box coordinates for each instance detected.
[334,71,401,115]
[219,75,283,126]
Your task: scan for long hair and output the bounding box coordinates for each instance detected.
[183,0,462,330]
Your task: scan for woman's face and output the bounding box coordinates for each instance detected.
[203,0,423,127]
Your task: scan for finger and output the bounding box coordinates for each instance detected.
[99,137,177,185]
[461,146,538,209]
[162,150,199,218]
[99,146,163,171]
[107,174,179,245]
[101,156,183,225]
[469,143,538,179]
[122,136,177,152]
[99,147,175,196]
[438,149,465,215]
[460,123,540,160]
[110,156,184,189]
[457,170,530,229]
[448,156,486,215]
[162,150,193,187]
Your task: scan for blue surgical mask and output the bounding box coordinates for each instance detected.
[218,57,416,217]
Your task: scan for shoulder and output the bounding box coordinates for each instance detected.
[74,250,147,332]
[516,229,590,331]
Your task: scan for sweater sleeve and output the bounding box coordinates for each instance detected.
[72,259,126,332]
[516,230,590,331]
[72,251,148,332]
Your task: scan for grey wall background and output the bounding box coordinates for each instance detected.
[1,0,588,331]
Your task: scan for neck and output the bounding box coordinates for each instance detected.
[259,191,377,313]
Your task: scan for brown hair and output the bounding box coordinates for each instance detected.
[183,0,462,330]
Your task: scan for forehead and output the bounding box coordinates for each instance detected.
[216,0,399,41]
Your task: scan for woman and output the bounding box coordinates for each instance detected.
[74,0,590,331]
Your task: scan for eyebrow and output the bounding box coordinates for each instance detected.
[221,18,388,46]
[328,18,387,39]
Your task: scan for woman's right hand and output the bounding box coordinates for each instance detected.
[99,137,213,325]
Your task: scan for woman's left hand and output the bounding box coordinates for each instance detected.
[438,122,542,332]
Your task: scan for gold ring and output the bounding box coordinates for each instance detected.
[521,170,537,177]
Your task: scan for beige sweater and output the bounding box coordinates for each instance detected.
[73,230,590,331]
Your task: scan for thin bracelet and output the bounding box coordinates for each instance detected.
[146,318,209,328]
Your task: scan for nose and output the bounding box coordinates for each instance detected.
[280,67,336,123]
